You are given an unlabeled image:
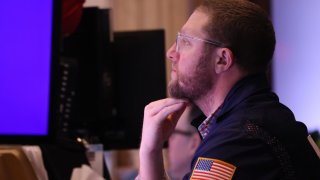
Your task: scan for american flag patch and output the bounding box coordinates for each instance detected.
[190,157,236,180]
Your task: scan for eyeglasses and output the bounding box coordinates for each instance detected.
[175,32,224,52]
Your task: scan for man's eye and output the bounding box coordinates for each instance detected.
[182,38,191,47]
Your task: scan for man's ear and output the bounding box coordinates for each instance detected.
[214,48,234,74]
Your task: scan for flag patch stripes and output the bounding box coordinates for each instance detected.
[190,157,236,180]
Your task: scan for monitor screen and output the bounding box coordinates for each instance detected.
[107,30,167,149]
[0,0,60,144]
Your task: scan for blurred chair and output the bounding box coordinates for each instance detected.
[0,146,38,180]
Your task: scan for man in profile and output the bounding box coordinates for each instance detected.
[138,0,320,179]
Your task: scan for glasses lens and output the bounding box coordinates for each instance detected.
[175,34,180,52]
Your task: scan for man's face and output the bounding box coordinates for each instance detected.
[167,10,216,100]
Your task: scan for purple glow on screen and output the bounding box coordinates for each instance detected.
[272,0,320,131]
[0,1,53,135]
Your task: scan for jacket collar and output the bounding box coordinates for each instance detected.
[192,74,272,127]
[217,73,272,121]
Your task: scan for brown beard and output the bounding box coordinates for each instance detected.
[168,48,213,101]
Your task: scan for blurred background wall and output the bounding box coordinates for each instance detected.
[112,0,202,84]
[272,0,320,132]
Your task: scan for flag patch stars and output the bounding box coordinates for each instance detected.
[190,157,236,180]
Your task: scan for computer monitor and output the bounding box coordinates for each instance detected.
[0,0,61,144]
[107,29,167,149]
[60,6,166,149]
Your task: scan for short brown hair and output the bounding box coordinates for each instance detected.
[198,0,276,73]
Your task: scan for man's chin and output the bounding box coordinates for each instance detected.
[168,87,187,99]
[168,79,191,99]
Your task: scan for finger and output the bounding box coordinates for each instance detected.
[146,98,188,116]
[166,105,187,122]
[155,101,188,124]
[146,98,186,111]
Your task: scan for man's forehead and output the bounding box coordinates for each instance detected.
[180,10,209,36]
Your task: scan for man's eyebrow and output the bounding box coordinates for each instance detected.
[179,28,192,34]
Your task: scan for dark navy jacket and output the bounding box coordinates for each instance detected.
[184,74,320,180]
